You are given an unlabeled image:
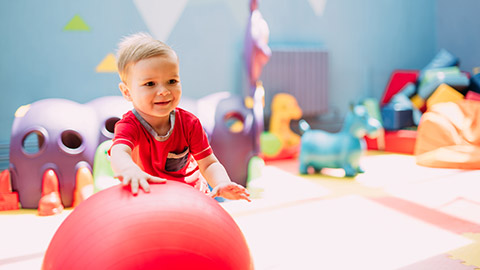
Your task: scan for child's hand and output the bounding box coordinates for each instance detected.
[115,169,166,195]
[209,182,251,202]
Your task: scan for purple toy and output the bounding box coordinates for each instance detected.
[10,99,100,208]
[86,96,132,144]
[9,96,131,209]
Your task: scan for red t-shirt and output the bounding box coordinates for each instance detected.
[112,107,213,192]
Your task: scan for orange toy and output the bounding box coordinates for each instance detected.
[0,170,19,211]
[38,170,64,216]
[415,100,480,169]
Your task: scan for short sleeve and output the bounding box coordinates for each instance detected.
[111,118,138,150]
[188,117,213,160]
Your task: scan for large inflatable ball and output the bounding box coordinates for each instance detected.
[42,181,252,270]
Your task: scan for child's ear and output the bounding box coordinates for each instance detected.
[119,82,132,101]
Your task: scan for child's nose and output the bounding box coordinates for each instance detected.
[156,87,170,96]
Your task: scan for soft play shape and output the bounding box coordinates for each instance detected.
[417,67,469,100]
[419,48,459,80]
[466,90,480,101]
[299,105,382,177]
[380,70,419,106]
[42,181,252,270]
[10,99,99,208]
[381,105,414,131]
[365,129,417,155]
[415,100,480,169]
[469,73,480,93]
[426,83,464,109]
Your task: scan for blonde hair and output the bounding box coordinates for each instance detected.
[116,32,176,82]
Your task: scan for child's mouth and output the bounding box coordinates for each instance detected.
[154,101,170,105]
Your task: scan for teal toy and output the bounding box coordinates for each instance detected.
[299,104,382,177]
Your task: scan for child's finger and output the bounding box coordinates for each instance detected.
[139,178,150,193]
[149,176,167,183]
[121,176,131,186]
[131,179,139,195]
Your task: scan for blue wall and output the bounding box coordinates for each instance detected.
[0,0,475,143]
[437,0,480,73]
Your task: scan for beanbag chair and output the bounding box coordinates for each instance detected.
[414,99,480,169]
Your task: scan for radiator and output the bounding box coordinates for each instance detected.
[259,47,328,116]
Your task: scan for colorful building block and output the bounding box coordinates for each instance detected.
[381,104,414,131]
[365,130,417,155]
[468,73,480,93]
[380,70,419,106]
[426,83,464,109]
[465,91,480,101]
[417,68,469,100]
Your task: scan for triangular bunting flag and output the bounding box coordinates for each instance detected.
[64,14,90,31]
[96,53,118,73]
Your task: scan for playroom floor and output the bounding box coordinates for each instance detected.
[1,151,480,270]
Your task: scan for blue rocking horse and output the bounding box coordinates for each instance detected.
[299,104,382,177]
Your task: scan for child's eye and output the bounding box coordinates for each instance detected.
[168,79,179,85]
[144,81,155,86]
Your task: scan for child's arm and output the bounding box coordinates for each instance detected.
[197,154,251,202]
[110,144,166,195]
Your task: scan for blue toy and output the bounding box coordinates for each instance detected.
[299,104,382,177]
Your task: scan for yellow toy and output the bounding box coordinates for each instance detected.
[261,93,302,159]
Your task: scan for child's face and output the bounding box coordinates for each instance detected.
[120,53,181,124]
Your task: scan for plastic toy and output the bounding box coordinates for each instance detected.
[86,95,132,144]
[261,93,302,160]
[92,140,119,192]
[0,169,19,211]
[42,181,252,270]
[299,104,382,177]
[10,99,99,209]
[184,88,263,188]
[38,169,64,216]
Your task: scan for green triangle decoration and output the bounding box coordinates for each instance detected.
[64,14,90,31]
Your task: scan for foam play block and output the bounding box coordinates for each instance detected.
[420,49,459,78]
[468,73,480,93]
[426,83,464,109]
[465,91,480,101]
[381,105,414,131]
[417,69,469,99]
[365,129,417,155]
[380,70,420,106]
[410,94,425,110]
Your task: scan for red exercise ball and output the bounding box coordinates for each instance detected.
[42,181,252,270]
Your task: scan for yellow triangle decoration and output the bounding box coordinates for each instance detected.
[96,53,117,73]
[64,14,90,31]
